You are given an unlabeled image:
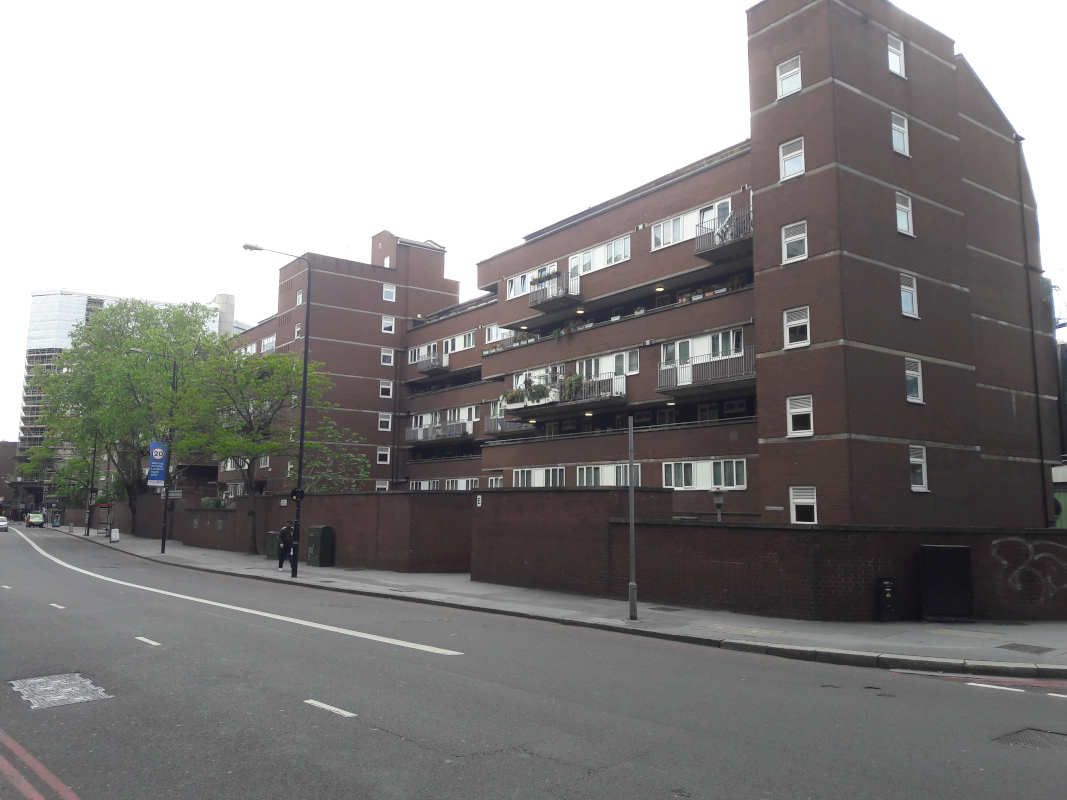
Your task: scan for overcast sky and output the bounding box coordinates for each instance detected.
[2,0,1062,441]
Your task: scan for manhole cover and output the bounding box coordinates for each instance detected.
[649,606,683,612]
[997,643,1056,655]
[10,674,112,710]
[995,729,1067,750]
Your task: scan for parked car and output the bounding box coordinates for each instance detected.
[26,512,45,528]
[0,516,8,531]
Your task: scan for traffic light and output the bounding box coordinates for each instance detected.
[290,488,305,502]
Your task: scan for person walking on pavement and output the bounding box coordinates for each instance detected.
[278,522,294,572]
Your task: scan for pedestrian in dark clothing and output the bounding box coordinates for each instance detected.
[278,523,294,571]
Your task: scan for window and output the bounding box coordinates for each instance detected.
[379,380,393,399]
[782,221,808,263]
[697,403,719,422]
[779,137,805,181]
[790,486,817,524]
[905,358,923,403]
[380,347,394,366]
[787,395,814,437]
[488,476,503,489]
[783,306,810,348]
[260,334,276,353]
[485,324,514,344]
[909,445,928,492]
[891,112,910,156]
[652,201,729,251]
[604,236,631,266]
[382,283,396,302]
[375,480,389,492]
[287,460,295,478]
[242,342,257,355]
[513,468,533,488]
[543,467,565,487]
[900,274,918,318]
[887,33,906,77]
[383,255,391,269]
[467,478,480,490]
[378,413,391,432]
[443,331,476,354]
[712,459,747,490]
[294,323,303,339]
[296,289,303,306]
[577,465,601,487]
[445,479,459,491]
[615,463,641,487]
[656,408,677,425]
[710,328,743,359]
[661,339,690,366]
[258,455,270,469]
[222,457,237,472]
[376,447,390,465]
[381,315,395,334]
[662,462,694,489]
[777,55,802,98]
[896,193,913,235]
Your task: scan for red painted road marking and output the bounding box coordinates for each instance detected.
[0,752,47,800]
[0,728,81,800]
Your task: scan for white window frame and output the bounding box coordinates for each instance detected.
[909,445,928,492]
[378,413,392,432]
[286,460,295,478]
[651,199,729,252]
[782,221,808,264]
[444,478,459,491]
[887,33,906,78]
[790,486,818,524]
[294,323,303,339]
[295,288,304,306]
[711,459,747,491]
[382,283,396,302]
[380,347,394,366]
[513,468,533,488]
[777,55,802,99]
[375,480,389,492]
[900,273,919,318]
[379,379,393,399]
[260,334,276,353]
[783,306,810,349]
[662,461,694,490]
[786,395,814,438]
[577,465,601,487]
[376,446,390,465]
[896,192,914,236]
[891,112,910,156]
[383,255,391,269]
[543,466,565,488]
[614,463,641,487]
[488,476,503,489]
[905,358,924,403]
[381,315,396,334]
[779,137,805,181]
[258,455,270,469]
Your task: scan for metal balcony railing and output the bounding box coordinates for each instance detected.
[529,273,581,310]
[404,420,473,443]
[657,346,756,392]
[559,373,627,404]
[695,206,753,259]
[416,352,450,375]
[484,418,536,435]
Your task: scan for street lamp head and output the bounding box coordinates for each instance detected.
[242,243,262,251]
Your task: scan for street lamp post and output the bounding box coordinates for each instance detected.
[244,244,311,579]
[130,348,178,553]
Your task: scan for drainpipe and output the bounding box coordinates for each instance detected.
[1015,133,1050,525]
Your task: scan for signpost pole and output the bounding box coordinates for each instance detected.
[627,415,637,621]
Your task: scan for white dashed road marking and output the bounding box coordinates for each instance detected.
[966,682,1025,692]
[1,585,11,590]
[13,528,463,656]
[135,637,161,647]
[304,699,357,718]
[49,603,66,610]
[1049,693,1067,699]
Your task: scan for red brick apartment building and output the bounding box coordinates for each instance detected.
[228,0,1058,529]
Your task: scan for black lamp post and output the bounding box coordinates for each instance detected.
[244,244,311,578]
[130,348,178,553]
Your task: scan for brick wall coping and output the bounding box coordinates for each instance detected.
[608,517,1064,536]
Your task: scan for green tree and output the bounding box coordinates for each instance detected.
[302,415,371,494]
[37,300,220,534]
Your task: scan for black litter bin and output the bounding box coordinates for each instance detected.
[306,525,336,567]
[876,577,898,621]
[265,531,280,560]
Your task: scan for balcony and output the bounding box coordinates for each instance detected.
[404,420,474,444]
[416,353,450,376]
[529,272,581,312]
[484,417,536,436]
[657,347,756,395]
[695,206,753,262]
[502,373,627,416]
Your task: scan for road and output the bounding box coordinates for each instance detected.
[1,525,1065,800]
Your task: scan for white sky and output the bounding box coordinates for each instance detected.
[2,0,1063,441]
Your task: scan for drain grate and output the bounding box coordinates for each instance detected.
[649,606,683,612]
[10,673,112,710]
[995,729,1067,750]
[997,643,1057,655]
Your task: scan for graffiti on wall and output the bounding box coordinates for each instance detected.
[991,537,1067,604]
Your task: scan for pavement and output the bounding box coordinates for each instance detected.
[57,526,1067,678]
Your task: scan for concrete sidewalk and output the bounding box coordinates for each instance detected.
[60,528,1067,677]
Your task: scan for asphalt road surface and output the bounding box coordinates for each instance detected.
[2,524,1065,799]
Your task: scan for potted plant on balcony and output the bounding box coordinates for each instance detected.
[502,388,526,404]
[526,383,550,402]
[562,372,583,401]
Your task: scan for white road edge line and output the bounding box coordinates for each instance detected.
[1,585,11,589]
[1048,693,1067,699]
[304,699,357,718]
[966,682,1025,692]
[49,603,66,609]
[12,528,463,657]
[135,636,161,647]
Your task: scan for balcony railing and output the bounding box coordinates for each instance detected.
[404,420,474,443]
[695,206,753,260]
[529,272,581,311]
[559,373,626,405]
[484,417,536,435]
[657,346,756,392]
[416,352,450,375]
